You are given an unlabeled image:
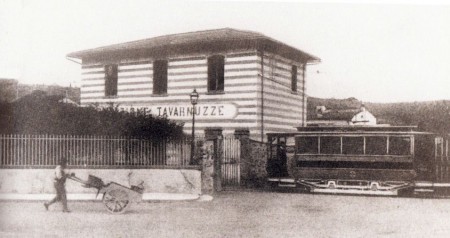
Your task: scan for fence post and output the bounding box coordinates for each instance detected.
[234,129,250,187]
[202,128,223,193]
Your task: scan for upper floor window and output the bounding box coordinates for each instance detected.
[105,64,118,97]
[153,60,168,95]
[207,55,224,93]
[291,65,298,92]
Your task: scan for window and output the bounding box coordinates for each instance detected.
[342,137,364,155]
[207,55,224,92]
[105,64,118,97]
[320,137,341,154]
[389,137,411,155]
[365,137,387,155]
[153,60,168,95]
[291,65,298,92]
[296,137,318,154]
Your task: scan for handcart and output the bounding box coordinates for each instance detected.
[69,174,144,213]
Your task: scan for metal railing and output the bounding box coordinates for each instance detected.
[0,134,200,169]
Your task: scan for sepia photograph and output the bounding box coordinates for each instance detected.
[1,0,450,237]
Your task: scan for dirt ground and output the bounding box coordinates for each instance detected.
[1,191,450,238]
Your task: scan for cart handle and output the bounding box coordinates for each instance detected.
[68,175,102,197]
[68,175,87,184]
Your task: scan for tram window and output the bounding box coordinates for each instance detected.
[320,137,341,154]
[389,137,411,155]
[296,137,318,154]
[342,137,364,155]
[435,137,444,157]
[366,137,387,155]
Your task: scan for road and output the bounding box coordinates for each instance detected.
[1,191,450,238]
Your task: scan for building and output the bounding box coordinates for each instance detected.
[308,105,378,126]
[67,28,319,141]
[0,78,18,102]
[349,105,377,125]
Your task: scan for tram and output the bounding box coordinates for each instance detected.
[267,126,450,196]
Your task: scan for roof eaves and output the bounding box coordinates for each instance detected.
[67,28,320,63]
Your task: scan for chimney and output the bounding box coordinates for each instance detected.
[360,104,366,112]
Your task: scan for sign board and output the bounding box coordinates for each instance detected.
[113,103,238,120]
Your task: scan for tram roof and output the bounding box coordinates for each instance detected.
[267,125,436,137]
[296,125,419,132]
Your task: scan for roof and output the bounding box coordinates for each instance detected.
[310,109,361,121]
[67,28,320,63]
[266,126,435,138]
[296,125,420,132]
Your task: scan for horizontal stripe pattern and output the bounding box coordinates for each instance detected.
[257,53,306,140]
[79,50,307,141]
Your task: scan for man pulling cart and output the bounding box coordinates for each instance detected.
[70,174,144,213]
[44,158,144,214]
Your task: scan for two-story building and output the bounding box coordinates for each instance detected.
[67,28,319,141]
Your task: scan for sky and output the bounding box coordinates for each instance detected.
[1,0,449,103]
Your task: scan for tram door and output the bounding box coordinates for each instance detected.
[434,137,448,183]
[414,135,436,181]
[267,136,289,178]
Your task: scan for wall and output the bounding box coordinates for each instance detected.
[0,169,201,195]
[240,139,268,187]
[257,52,306,141]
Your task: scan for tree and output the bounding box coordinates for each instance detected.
[0,92,184,140]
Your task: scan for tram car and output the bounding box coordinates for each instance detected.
[267,126,450,197]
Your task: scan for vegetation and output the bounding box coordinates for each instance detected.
[308,97,450,135]
[0,91,184,140]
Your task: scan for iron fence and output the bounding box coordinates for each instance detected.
[0,134,200,168]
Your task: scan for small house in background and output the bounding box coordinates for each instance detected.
[350,105,376,125]
[308,104,378,126]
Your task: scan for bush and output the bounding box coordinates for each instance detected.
[0,91,184,141]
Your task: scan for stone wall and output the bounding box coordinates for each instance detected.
[240,139,268,187]
[0,169,201,195]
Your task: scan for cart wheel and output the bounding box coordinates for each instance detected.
[102,189,130,214]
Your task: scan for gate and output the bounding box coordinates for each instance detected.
[221,137,241,187]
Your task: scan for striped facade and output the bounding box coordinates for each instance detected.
[69,28,319,141]
[259,52,307,140]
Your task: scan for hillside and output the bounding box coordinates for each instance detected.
[307,97,450,134]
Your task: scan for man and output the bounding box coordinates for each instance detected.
[277,142,289,177]
[44,158,73,212]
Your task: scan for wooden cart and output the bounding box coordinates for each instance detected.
[69,175,144,213]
